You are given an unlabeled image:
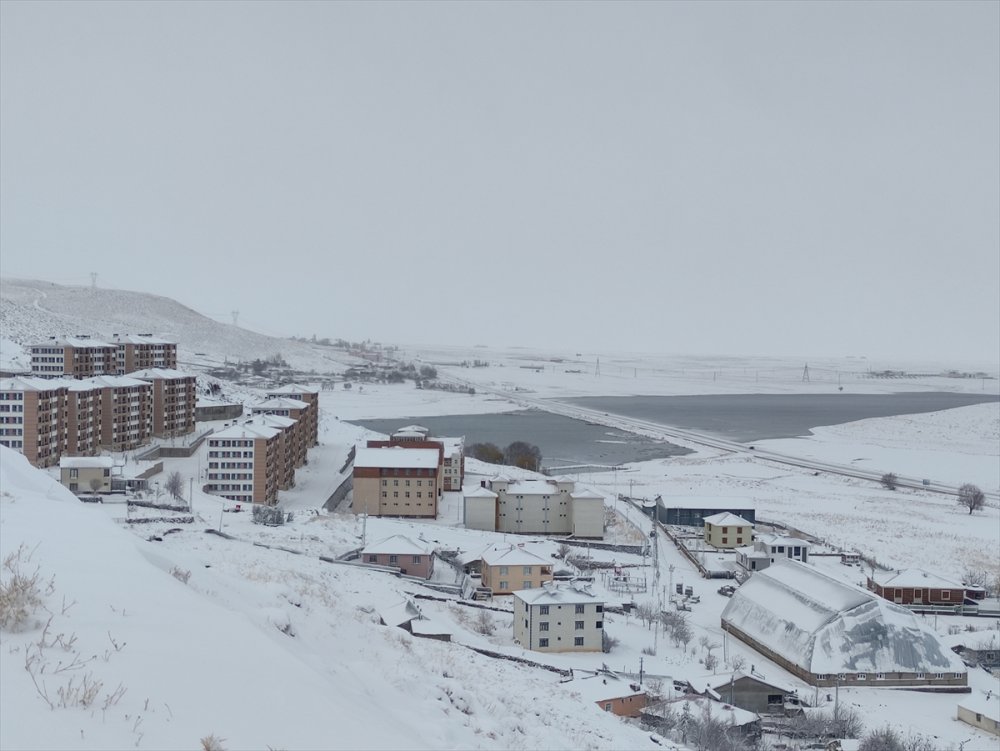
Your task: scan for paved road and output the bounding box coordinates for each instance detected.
[442,374,999,505]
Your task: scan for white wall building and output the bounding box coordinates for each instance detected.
[513,582,604,653]
[464,476,604,538]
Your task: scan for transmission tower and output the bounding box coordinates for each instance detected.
[231,310,240,326]
[90,272,97,288]
[802,363,810,382]
[595,357,601,377]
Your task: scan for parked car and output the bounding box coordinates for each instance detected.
[718,585,736,597]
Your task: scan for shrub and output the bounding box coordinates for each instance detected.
[0,544,54,632]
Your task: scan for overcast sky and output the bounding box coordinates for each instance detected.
[1,1,997,363]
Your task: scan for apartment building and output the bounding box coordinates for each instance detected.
[0,376,68,467]
[252,398,310,468]
[84,376,154,452]
[29,335,177,378]
[112,334,177,373]
[250,414,298,490]
[513,582,604,653]
[29,337,118,378]
[368,424,465,491]
[64,380,103,456]
[264,385,319,446]
[352,446,441,518]
[464,476,604,538]
[130,368,196,438]
[205,423,282,505]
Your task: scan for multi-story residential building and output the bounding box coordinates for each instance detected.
[64,380,103,456]
[264,385,319,446]
[367,425,465,492]
[29,337,118,378]
[83,376,154,452]
[480,544,554,595]
[0,376,68,467]
[250,414,298,490]
[205,423,282,505]
[59,456,113,494]
[112,334,177,373]
[464,476,604,538]
[130,368,196,438]
[513,582,604,653]
[352,447,441,518]
[29,335,178,378]
[252,398,310,468]
[703,512,753,549]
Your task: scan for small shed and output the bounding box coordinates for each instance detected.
[957,691,999,736]
[362,535,434,579]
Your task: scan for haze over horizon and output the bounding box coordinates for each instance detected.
[1,2,997,363]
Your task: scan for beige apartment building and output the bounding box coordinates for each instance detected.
[480,544,554,596]
[0,376,68,467]
[367,424,465,492]
[112,334,177,373]
[513,582,605,653]
[250,414,299,490]
[252,398,310,468]
[265,385,319,447]
[130,368,196,438]
[29,337,118,378]
[464,476,604,538]
[205,423,282,505]
[64,380,103,456]
[352,446,441,518]
[83,376,154,452]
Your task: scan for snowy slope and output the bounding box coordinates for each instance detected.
[0,278,363,373]
[0,447,668,750]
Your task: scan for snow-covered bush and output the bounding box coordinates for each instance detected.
[0,544,54,631]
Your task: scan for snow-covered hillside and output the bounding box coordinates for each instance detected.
[0,278,363,373]
[0,447,671,750]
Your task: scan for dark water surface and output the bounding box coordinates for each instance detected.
[565,392,1000,443]
[350,392,999,470]
[348,411,693,471]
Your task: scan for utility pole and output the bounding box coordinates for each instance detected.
[189,477,194,512]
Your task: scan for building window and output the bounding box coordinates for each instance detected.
[70,468,79,478]
[499,581,508,590]
[603,703,612,712]
[595,605,603,613]
[523,582,531,590]
[816,674,828,681]
[875,673,885,680]
[367,555,378,563]
[722,538,728,545]
[539,622,549,632]
[915,672,925,679]
[856,674,866,680]
[574,637,584,646]
[539,638,549,648]
[575,621,584,630]
[539,605,549,615]
[388,555,398,564]
[941,590,950,600]
[575,604,585,614]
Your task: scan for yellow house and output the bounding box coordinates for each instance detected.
[480,544,554,596]
[703,512,752,549]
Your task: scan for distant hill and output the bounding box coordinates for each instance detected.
[0,278,362,373]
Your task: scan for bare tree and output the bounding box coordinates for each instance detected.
[88,477,103,493]
[957,483,985,515]
[503,441,542,471]
[880,473,898,491]
[164,471,184,500]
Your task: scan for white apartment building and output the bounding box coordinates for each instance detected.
[513,582,604,653]
[464,476,604,538]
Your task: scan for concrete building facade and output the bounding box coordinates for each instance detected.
[205,423,282,505]
[513,582,604,653]
[0,377,68,467]
[352,447,441,518]
[464,476,604,538]
[131,369,196,438]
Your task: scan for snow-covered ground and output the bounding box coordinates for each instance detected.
[2,281,999,749]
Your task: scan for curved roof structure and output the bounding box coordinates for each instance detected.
[721,560,964,676]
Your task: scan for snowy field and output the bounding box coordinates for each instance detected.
[2,282,999,749]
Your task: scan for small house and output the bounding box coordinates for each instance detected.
[687,671,806,715]
[867,569,969,606]
[703,512,753,549]
[513,581,604,653]
[642,695,761,736]
[59,456,113,494]
[362,535,434,579]
[566,671,648,717]
[480,543,554,595]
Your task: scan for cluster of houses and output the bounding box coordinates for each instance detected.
[350,425,605,538]
[203,384,319,506]
[1,335,195,468]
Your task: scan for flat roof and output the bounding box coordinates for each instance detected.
[354,447,440,469]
